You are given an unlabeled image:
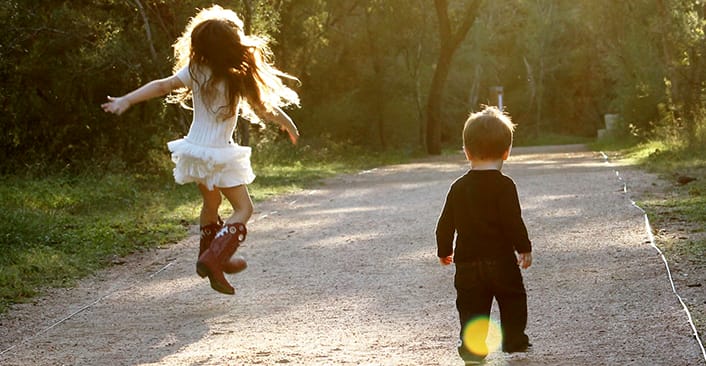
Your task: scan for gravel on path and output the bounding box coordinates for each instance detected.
[1,145,703,365]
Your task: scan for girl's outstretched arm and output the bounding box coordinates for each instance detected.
[257,105,300,144]
[102,75,185,115]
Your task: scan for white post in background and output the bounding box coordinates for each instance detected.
[489,86,504,110]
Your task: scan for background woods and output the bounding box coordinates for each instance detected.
[1,0,705,170]
[0,0,705,323]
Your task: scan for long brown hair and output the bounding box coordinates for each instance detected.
[169,5,299,122]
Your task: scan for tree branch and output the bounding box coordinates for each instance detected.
[130,0,157,61]
[451,0,482,49]
[433,0,452,45]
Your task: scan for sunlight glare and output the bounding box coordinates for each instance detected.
[462,316,503,356]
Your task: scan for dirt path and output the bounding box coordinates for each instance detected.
[1,145,704,365]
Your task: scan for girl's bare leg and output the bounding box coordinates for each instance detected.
[196,184,252,294]
[219,184,254,225]
[198,184,222,225]
[195,184,247,280]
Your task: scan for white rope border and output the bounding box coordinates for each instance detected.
[601,151,706,362]
[0,207,284,358]
[0,261,175,356]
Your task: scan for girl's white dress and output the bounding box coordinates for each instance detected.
[167,64,255,190]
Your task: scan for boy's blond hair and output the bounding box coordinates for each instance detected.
[463,107,515,160]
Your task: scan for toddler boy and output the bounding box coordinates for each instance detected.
[436,106,532,364]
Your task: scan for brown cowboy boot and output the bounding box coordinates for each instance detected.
[198,223,247,276]
[196,223,247,295]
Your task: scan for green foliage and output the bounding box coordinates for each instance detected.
[0,0,702,180]
[281,0,434,150]
[443,0,706,149]
[2,1,173,172]
[590,132,642,152]
[445,1,613,147]
[2,0,705,171]
[626,141,706,178]
[0,171,197,311]
[594,0,706,147]
[250,128,419,198]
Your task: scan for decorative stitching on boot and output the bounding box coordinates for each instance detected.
[215,223,247,241]
[200,228,212,238]
[235,223,247,241]
[200,223,221,239]
[214,226,228,239]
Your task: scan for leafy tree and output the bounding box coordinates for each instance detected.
[276,0,434,150]
[2,0,704,173]
[426,0,482,154]
[591,0,705,146]
[655,0,706,145]
[444,1,611,142]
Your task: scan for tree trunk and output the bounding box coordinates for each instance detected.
[684,2,706,145]
[131,0,157,61]
[365,8,387,149]
[425,0,481,155]
[414,43,426,150]
[535,58,545,136]
[467,64,482,108]
[523,56,537,134]
[426,50,453,154]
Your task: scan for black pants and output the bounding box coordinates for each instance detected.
[455,259,529,361]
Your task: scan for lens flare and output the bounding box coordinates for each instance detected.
[462,316,503,356]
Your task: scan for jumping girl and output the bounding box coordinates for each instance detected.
[102,5,300,295]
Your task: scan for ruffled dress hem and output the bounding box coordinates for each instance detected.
[167,138,255,190]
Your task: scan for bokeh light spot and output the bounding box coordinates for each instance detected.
[462,316,503,356]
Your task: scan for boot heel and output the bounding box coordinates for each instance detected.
[196,262,209,278]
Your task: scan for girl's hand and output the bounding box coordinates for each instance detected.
[439,256,453,266]
[101,96,130,115]
[259,105,299,144]
[281,125,299,145]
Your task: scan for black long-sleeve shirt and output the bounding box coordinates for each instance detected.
[436,169,531,263]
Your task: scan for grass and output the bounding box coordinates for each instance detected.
[515,132,594,147]
[0,174,200,311]
[592,138,706,263]
[0,141,415,313]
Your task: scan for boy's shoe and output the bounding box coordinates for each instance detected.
[464,359,485,365]
[458,345,486,365]
[503,342,532,353]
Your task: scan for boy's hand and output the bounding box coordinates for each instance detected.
[517,252,532,269]
[439,256,453,266]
